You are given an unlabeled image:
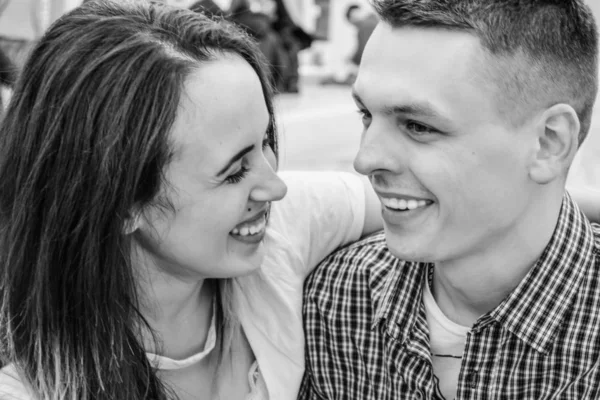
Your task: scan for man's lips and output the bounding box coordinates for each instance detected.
[376,191,434,212]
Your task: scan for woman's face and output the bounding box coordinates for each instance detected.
[133,54,287,279]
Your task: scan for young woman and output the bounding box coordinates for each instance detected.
[0,1,380,399]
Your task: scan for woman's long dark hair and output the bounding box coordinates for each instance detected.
[0,1,277,398]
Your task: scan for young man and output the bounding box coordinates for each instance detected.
[300,1,600,399]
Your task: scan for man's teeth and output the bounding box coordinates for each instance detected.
[381,197,428,211]
[231,216,266,236]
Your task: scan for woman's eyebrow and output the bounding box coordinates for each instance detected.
[216,144,254,176]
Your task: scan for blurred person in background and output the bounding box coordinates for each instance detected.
[161,0,197,8]
[160,0,227,18]
[321,3,377,86]
[229,0,290,92]
[0,0,53,68]
[229,0,312,93]
[270,0,313,93]
[189,0,225,18]
[345,3,377,68]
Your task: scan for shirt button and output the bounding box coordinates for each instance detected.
[466,371,479,388]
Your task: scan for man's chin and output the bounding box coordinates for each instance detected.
[383,230,435,263]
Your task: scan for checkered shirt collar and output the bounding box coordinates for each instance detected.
[372,192,595,353]
[370,255,428,342]
[489,192,595,353]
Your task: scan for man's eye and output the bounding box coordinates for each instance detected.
[356,109,372,126]
[406,121,437,135]
[262,135,272,149]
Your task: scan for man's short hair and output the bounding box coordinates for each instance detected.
[346,4,361,22]
[372,0,599,145]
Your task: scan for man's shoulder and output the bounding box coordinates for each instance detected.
[310,230,393,273]
[325,229,389,256]
[304,230,404,299]
[590,222,600,270]
[591,222,600,250]
[583,222,600,286]
[557,221,600,333]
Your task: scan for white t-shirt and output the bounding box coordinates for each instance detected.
[0,171,366,400]
[423,276,470,400]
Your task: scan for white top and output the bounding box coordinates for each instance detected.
[146,303,217,371]
[147,302,268,400]
[0,171,366,400]
[423,277,470,400]
[0,309,268,400]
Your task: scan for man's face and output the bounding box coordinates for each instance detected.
[353,24,538,263]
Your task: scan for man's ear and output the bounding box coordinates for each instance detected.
[528,103,580,184]
[123,208,143,235]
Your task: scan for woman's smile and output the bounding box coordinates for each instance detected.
[230,209,269,244]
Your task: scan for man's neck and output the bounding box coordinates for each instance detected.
[431,192,563,327]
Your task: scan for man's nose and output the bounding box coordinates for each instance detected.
[353,122,406,176]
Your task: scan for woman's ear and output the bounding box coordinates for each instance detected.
[123,208,143,235]
[528,103,580,184]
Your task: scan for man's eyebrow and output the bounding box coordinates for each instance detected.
[352,89,442,119]
[216,144,254,176]
[383,103,443,119]
[351,88,364,105]
[352,88,450,125]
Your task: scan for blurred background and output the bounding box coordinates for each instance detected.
[1,0,600,188]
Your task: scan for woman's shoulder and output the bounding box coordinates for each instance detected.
[274,170,363,222]
[0,364,32,400]
[278,170,360,191]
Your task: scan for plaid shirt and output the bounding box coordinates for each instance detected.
[299,194,600,400]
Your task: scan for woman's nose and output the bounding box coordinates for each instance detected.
[250,164,287,203]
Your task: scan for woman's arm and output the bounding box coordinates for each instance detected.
[569,185,600,223]
[361,177,384,236]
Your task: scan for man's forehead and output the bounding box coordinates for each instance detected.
[355,24,506,128]
[362,23,482,70]
[359,26,487,94]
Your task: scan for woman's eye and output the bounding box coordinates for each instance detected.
[224,165,249,184]
[406,121,437,135]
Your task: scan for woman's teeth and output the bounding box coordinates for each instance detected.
[381,197,428,211]
[231,215,267,236]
